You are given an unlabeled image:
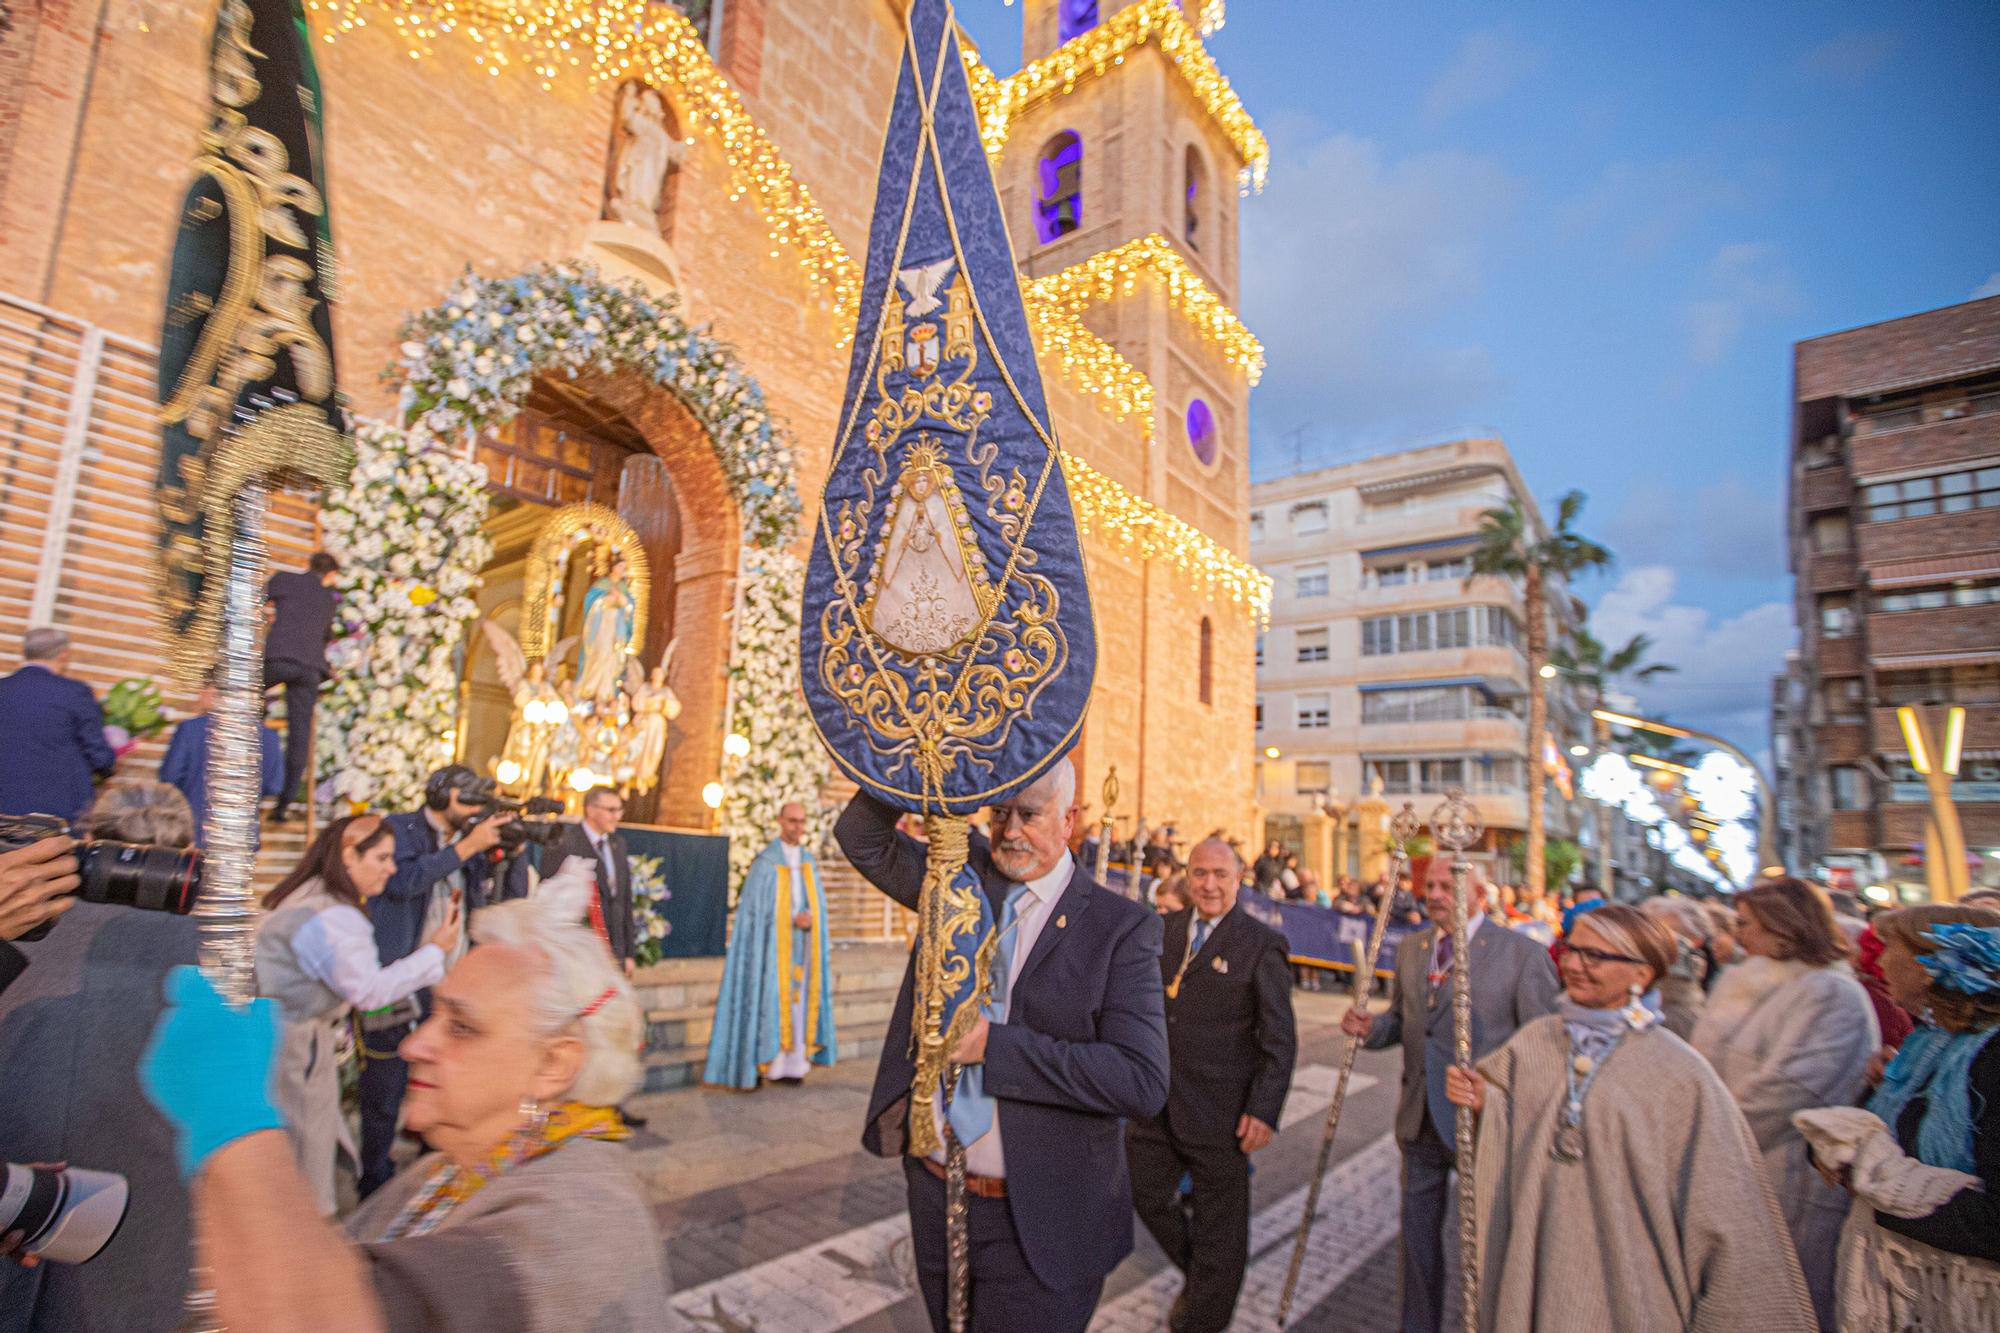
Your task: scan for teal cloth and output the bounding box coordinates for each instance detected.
[701,841,837,1090]
[948,883,1029,1148]
[139,965,284,1179]
[1868,1022,1997,1175]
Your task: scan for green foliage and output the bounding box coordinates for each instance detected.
[102,678,168,739]
[1544,838,1585,889]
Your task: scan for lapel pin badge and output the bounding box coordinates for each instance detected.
[1056,914,1067,929]
[1212,956,1228,974]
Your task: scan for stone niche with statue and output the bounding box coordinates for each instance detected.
[469,502,681,813]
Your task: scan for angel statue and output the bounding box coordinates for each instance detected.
[619,639,683,796]
[575,552,636,707]
[481,621,575,796]
[544,676,584,796]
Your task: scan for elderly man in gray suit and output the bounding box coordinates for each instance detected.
[1340,855,1558,1333]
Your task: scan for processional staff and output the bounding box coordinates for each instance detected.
[1094,766,1118,890]
[1431,787,1486,1333]
[1276,801,1421,1327]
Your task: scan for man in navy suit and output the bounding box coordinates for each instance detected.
[835,757,1169,1332]
[0,628,116,822]
[355,764,523,1197]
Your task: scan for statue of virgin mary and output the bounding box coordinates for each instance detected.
[574,553,635,705]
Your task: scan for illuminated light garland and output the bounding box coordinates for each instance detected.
[968,0,1269,192]
[1027,232,1265,384]
[1027,303,1156,438]
[309,0,862,316]
[1061,452,1271,620]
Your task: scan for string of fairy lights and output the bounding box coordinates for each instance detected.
[1028,233,1266,384]
[298,0,1269,613]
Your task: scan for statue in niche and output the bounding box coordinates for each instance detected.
[574,552,637,706]
[605,81,683,234]
[618,640,682,797]
[481,621,575,796]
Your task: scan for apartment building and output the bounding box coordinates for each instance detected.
[1250,437,1584,881]
[1783,294,2000,891]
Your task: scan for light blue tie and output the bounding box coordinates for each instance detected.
[946,883,1029,1149]
[1191,917,1212,957]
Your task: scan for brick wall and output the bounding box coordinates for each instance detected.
[1850,413,2000,479]
[1857,508,2000,566]
[1865,606,2000,661]
[1796,295,2000,402]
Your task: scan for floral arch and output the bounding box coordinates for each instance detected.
[319,262,826,881]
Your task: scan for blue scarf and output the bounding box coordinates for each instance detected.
[1867,1022,1997,1175]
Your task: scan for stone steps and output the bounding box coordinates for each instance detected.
[633,942,907,1092]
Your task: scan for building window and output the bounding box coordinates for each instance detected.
[1829,765,1868,811]
[1255,696,1264,730]
[1862,466,2000,522]
[1199,616,1214,705]
[1426,555,1471,581]
[1360,606,1519,655]
[1823,677,1865,724]
[1295,762,1331,796]
[1808,513,1852,553]
[1365,753,1512,794]
[1362,686,1500,724]
[1057,0,1099,42]
[1254,632,1264,667]
[1035,131,1083,243]
[1249,510,1265,543]
[1818,594,1854,638]
[1369,563,1412,588]
[1291,502,1329,536]
[1186,398,1217,467]
[1877,578,2000,613]
[1183,145,1206,249]
[1295,627,1329,663]
[1296,694,1331,729]
[1295,563,1329,598]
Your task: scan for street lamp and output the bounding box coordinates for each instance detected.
[1591,708,1783,878]
[1897,704,1970,901]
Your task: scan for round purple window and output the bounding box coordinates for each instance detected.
[1186,398,1217,466]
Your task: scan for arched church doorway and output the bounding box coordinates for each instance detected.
[459,373,734,828]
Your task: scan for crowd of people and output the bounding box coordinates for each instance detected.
[0,584,1997,1330]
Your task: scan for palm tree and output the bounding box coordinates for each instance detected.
[1470,491,1612,898]
[1551,627,1676,893]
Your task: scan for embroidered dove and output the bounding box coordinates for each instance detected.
[897,257,955,317]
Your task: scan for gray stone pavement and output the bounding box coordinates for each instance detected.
[625,987,1416,1332]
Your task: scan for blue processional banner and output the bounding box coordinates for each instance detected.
[798,0,1097,1160]
[1239,897,1419,978]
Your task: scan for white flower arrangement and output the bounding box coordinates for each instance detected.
[629,852,673,967]
[316,421,494,811]
[722,544,828,896]
[319,262,828,871]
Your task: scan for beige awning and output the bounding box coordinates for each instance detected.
[1872,648,2000,670]
[1868,550,2000,588]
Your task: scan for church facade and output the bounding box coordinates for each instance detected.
[0,0,1265,875]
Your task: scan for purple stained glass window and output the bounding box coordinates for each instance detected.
[1035,132,1083,244]
[1059,0,1100,42]
[1186,398,1217,466]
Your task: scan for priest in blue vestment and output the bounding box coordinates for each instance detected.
[703,802,837,1089]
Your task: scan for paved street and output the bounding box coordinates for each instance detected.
[625,988,1411,1332]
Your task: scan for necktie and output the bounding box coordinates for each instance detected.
[1429,932,1453,993]
[1168,916,1213,1000]
[946,883,1030,1150]
[1192,917,1213,957]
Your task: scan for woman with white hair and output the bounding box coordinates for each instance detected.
[140,886,670,1332]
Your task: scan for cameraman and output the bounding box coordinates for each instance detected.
[0,783,198,1330]
[357,765,527,1199]
[0,836,81,994]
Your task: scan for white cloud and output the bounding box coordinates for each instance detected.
[1421,26,1549,126]
[1796,30,1899,86]
[1241,131,1519,461]
[1675,241,1801,367]
[1972,272,2000,300]
[1588,565,1794,752]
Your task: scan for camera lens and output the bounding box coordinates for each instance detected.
[0,1164,128,1265]
[76,842,203,914]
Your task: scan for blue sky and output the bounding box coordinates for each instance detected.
[958,1,2000,753]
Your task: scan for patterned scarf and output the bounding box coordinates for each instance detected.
[1867,1023,1997,1176]
[374,1102,630,1241]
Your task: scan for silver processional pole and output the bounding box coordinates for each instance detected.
[1431,788,1485,1333]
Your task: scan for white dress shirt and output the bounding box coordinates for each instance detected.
[943,848,1073,1179]
[780,839,805,914]
[293,904,445,1012]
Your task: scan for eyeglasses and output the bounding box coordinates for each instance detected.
[1561,943,1644,968]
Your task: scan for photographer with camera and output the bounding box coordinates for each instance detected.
[0,836,82,994]
[257,815,460,1215]
[0,782,200,1330]
[357,765,529,1199]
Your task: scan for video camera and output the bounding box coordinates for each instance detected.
[456,778,567,855]
[0,813,202,917]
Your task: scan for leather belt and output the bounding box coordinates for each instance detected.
[922,1156,1007,1198]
